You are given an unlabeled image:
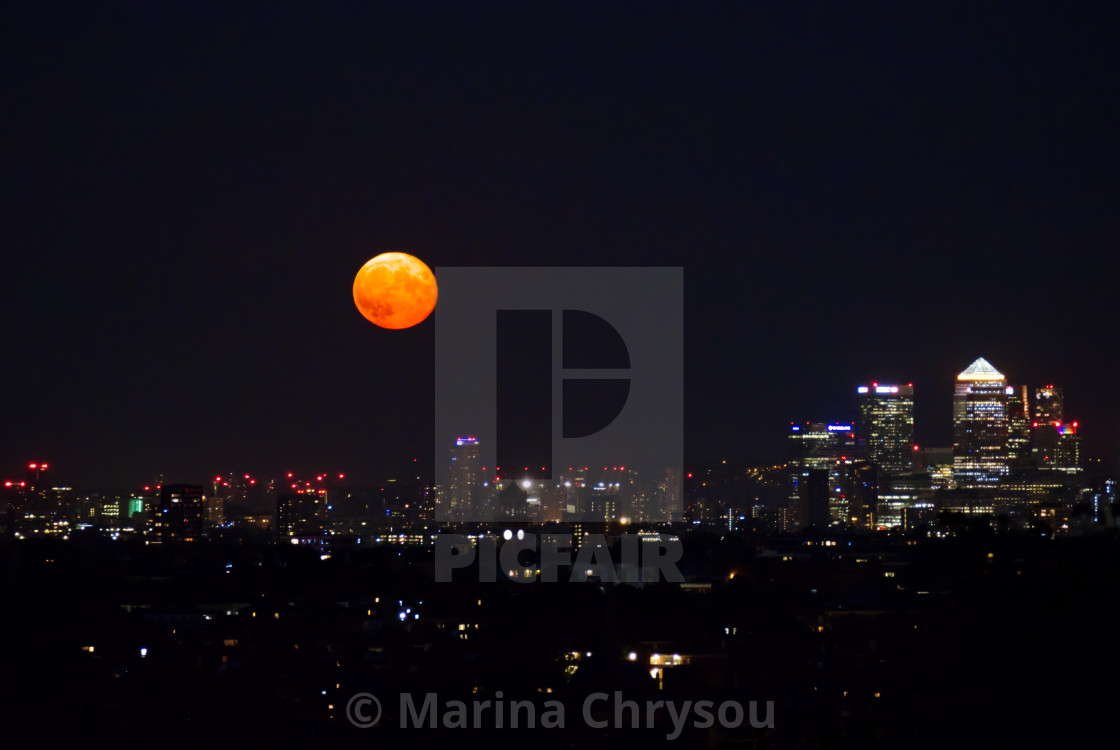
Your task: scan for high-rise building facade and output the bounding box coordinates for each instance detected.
[1032,419,1082,474]
[1034,385,1064,423]
[856,383,915,476]
[152,484,205,543]
[276,489,325,539]
[952,358,1010,488]
[1027,384,1082,474]
[845,460,878,529]
[1006,384,1031,469]
[447,436,484,520]
[788,422,857,529]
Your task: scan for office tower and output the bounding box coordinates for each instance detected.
[856,383,915,476]
[587,480,619,523]
[952,357,1009,488]
[206,495,225,526]
[800,468,831,529]
[99,495,122,522]
[1053,422,1082,473]
[152,484,205,543]
[1006,385,1031,469]
[1088,478,1117,526]
[788,422,856,529]
[1029,384,1081,474]
[1033,420,1082,474]
[447,436,484,520]
[845,460,878,529]
[415,483,436,523]
[276,489,326,539]
[1034,385,1063,423]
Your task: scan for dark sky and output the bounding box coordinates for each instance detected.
[3,2,1118,488]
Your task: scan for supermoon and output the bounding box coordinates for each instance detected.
[352,252,438,329]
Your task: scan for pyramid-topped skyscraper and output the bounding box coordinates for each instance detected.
[953,357,1010,487]
[957,357,1004,381]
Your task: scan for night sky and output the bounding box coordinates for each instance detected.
[3,2,1118,488]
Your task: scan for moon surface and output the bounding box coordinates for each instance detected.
[352,252,438,329]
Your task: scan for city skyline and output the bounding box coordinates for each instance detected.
[6,353,1107,543]
[4,5,1120,747]
[4,4,1119,488]
[5,350,1114,490]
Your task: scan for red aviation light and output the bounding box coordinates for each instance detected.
[3,481,11,488]
[28,463,37,470]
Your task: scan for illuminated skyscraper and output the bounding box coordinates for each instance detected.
[1052,422,1082,473]
[276,489,325,539]
[788,422,856,529]
[152,484,205,543]
[447,436,484,520]
[845,460,878,529]
[1034,385,1064,423]
[1006,385,1031,469]
[1032,415,1082,475]
[856,383,915,476]
[206,495,225,526]
[952,357,1009,488]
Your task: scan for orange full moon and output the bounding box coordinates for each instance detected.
[352,252,438,329]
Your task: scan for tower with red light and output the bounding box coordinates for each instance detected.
[856,383,915,477]
[447,437,484,521]
[1030,385,1081,474]
[152,484,206,543]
